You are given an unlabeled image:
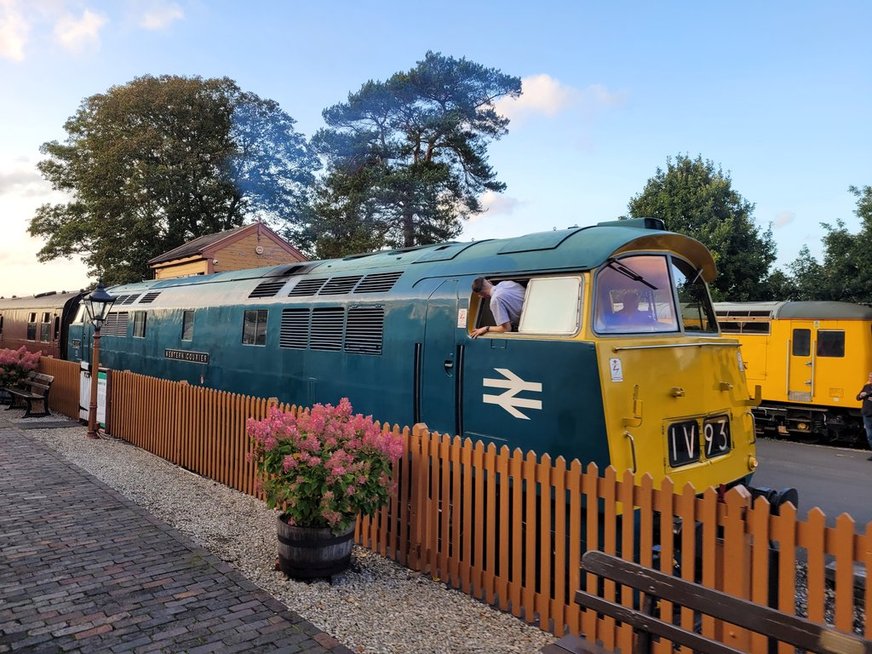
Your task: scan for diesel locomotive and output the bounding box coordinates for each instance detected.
[51,218,760,492]
[715,300,872,445]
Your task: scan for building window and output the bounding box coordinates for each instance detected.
[181,310,194,341]
[242,309,268,346]
[133,311,147,338]
[26,312,37,340]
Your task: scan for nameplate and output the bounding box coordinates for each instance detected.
[164,349,210,364]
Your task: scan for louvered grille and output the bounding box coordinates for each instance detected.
[103,312,129,337]
[288,278,327,297]
[279,308,309,349]
[113,295,129,305]
[345,306,384,355]
[318,275,363,295]
[122,294,140,305]
[354,271,402,294]
[140,292,161,304]
[249,277,289,298]
[309,307,344,351]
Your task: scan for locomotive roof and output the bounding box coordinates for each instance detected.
[714,301,872,320]
[0,290,82,310]
[105,219,716,303]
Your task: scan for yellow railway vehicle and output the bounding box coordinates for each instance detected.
[714,301,872,445]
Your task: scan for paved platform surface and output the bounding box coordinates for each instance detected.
[0,416,354,654]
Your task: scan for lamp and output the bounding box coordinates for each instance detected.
[85,282,116,439]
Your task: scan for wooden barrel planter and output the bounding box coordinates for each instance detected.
[276,515,355,580]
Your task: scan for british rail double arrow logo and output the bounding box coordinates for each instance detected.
[482,368,543,420]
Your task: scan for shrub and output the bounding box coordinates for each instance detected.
[247,398,404,533]
[0,347,41,388]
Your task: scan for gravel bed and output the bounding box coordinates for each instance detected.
[15,413,556,654]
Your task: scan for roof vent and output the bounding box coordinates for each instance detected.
[288,278,327,297]
[249,277,290,298]
[140,291,161,304]
[354,272,402,294]
[319,275,363,295]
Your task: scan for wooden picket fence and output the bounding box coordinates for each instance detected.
[42,360,872,651]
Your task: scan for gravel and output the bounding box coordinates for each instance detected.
[14,412,556,654]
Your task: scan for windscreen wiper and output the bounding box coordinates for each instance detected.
[605,258,657,290]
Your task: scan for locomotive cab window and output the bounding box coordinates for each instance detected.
[594,255,679,334]
[671,259,717,333]
[242,309,268,346]
[517,276,582,335]
[792,329,811,356]
[817,330,845,357]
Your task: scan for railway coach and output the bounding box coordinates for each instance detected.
[715,300,872,445]
[67,218,761,491]
[0,291,83,359]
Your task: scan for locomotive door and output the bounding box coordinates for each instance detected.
[787,322,814,402]
[419,279,459,436]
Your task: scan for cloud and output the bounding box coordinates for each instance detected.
[495,74,627,124]
[774,211,795,228]
[139,3,183,30]
[470,191,523,222]
[0,0,30,61]
[0,166,48,197]
[53,8,106,53]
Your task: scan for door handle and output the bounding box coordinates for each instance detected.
[443,359,454,372]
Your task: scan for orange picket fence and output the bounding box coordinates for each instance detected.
[42,361,872,651]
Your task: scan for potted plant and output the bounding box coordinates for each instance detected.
[247,397,404,580]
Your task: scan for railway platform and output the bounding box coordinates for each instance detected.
[0,413,353,654]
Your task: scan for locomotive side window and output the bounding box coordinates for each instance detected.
[518,276,582,335]
[671,259,717,333]
[133,311,147,338]
[27,312,37,340]
[792,329,811,356]
[594,256,678,334]
[181,310,194,341]
[40,312,51,342]
[817,330,845,357]
[242,309,268,346]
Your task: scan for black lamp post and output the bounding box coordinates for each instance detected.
[84,282,116,439]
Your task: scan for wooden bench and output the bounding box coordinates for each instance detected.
[543,550,872,654]
[3,372,54,418]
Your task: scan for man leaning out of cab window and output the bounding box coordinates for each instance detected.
[470,277,525,338]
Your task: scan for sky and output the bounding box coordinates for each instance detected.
[1,1,870,298]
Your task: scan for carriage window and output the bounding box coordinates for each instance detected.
[671,259,717,333]
[792,329,810,356]
[26,312,37,340]
[0,314,3,335]
[242,309,268,346]
[181,310,194,341]
[817,330,845,357]
[40,312,51,342]
[518,276,582,334]
[133,311,147,338]
[594,256,678,334]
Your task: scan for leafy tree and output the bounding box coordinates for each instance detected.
[787,185,872,302]
[626,154,777,301]
[309,51,521,255]
[29,75,316,285]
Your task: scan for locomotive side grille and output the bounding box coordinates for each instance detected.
[309,307,344,351]
[288,278,327,297]
[319,275,363,295]
[354,272,402,294]
[121,294,140,305]
[279,308,310,349]
[103,311,129,337]
[140,292,161,304]
[345,306,384,355]
[249,277,290,298]
[113,295,130,305]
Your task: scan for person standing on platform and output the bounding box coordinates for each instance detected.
[856,372,872,459]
